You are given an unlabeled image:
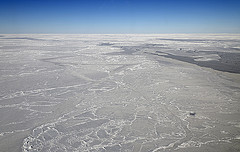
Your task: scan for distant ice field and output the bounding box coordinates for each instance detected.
[0,34,240,152]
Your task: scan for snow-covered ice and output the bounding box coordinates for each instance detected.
[0,34,240,152]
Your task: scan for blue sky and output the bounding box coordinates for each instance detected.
[0,0,240,33]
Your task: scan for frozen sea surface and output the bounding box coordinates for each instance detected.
[0,34,240,152]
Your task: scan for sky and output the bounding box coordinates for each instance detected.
[0,0,240,34]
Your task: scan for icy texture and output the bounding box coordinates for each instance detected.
[0,34,239,152]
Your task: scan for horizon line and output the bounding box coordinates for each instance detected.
[1,33,240,35]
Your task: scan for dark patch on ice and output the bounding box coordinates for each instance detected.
[157,38,240,43]
[190,112,196,116]
[106,44,164,55]
[230,47,240,52]
[99,42,114,46]
[151,51,240,74]
[143,43,165,47]
[106,46,141,55]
